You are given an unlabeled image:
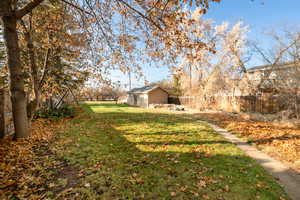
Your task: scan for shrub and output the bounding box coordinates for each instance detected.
[35,104,75,119]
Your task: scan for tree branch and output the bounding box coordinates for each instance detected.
[39,48,51,88]
[16,0,45,18]
[116,0,163,31]
[83,0,115,51]
[60,0,93,16]
[252,43,272,64]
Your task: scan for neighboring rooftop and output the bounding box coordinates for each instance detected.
[247,62,300,73]
[128,85,167,94]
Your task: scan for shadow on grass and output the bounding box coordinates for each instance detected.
[58,103,291,200]
[84,102,129,108]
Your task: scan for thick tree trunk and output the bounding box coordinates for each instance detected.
[2,16,29,139]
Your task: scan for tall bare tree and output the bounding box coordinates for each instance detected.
[252,27,300,118]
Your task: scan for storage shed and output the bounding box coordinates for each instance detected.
[127,85,169,107]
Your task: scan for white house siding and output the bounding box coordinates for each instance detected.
[127,94,134,106]
[136,93,148,107]
[127,93,148,107]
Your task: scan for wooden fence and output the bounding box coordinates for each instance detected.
[78,96,118,102]
[172,95,300,114]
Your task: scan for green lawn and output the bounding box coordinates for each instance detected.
[52,102,289,199]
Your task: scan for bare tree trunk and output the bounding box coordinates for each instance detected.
[2,16,29,139]
[21,20,41,120]
[128,68,131,90]
[189,64,192,90]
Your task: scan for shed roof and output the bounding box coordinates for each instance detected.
[128,85,168,94]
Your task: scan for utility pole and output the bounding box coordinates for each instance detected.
[128,67,132,90]
[189,63,192,89]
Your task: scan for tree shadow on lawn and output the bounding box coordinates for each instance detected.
[85,102,129,108]
[56,104,290,200]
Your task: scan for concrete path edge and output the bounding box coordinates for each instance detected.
[201,121,300,200]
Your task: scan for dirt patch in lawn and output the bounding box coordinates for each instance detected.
[189,111,300,173]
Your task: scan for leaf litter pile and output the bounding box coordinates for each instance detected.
[0,118,72,199]
[0,103,290,199]
[191,112,300,173]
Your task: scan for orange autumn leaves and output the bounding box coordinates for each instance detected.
[0,118,69,199]
[193,112,300,172]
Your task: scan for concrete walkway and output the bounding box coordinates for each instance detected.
[201,121,300,200]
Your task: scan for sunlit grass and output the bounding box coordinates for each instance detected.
[54,102,289,200]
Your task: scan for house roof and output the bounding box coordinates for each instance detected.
[128,85,168,94]
[247,62,299,73]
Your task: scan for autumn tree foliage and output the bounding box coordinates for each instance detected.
[0,0,47,139]
[148,77,183,97]
[76,0,223,84]
[0,0,222,139]
[78,86,125,101]
[175,15,250,96]
[19,2,89,119]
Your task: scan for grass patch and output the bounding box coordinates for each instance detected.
[51,102,289,199]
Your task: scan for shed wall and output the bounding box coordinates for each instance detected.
[148,88,168,105]
[127,94,135,106]
[127,93,148,107]
[136,93,148,107]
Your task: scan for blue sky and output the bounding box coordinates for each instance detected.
[205,0,300,65]
[112,0,300,89]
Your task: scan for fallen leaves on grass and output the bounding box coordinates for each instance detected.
[0,118,69,199]
[193,112,300,172]
[1,104,290,199]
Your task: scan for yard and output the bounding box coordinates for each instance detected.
[188,111,300,173]
[1,102,289,199]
